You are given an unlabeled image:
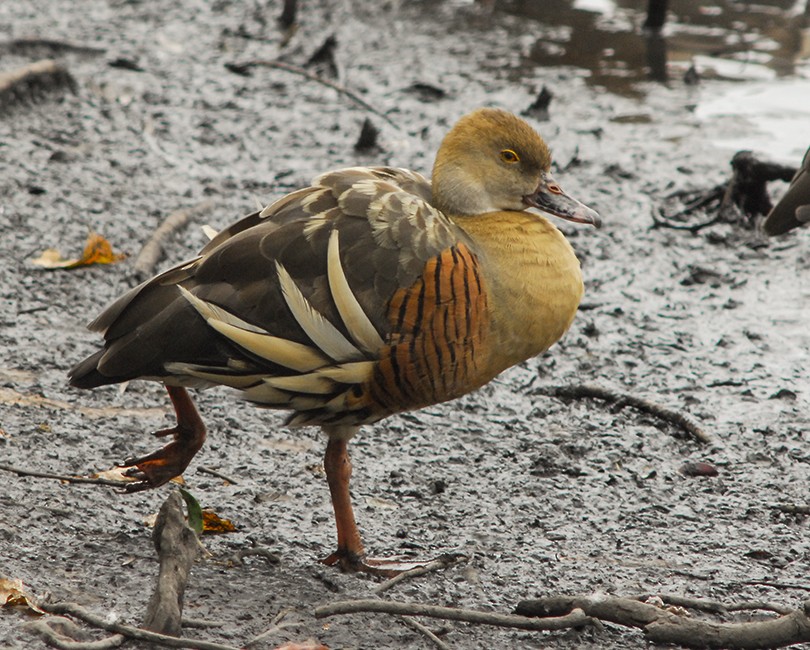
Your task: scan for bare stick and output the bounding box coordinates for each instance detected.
[143,491,202,635]
[197,465,239,485]
[375,553,467,594]
[226,59,397,128]
[775,504,810,516]
[399,617,451,650]
[0,38,105,56]
[516,595,810,649]
[231,547,281,564]
[244,609,301,647]
[637,593,793,616]
[37,602,241,650]
[0,463,127,488]
[315,599,592,631]
[745,581,810,592]
[652,207,723,234]
[0,59,76,109]
[536,384,712,444]
[133,200,215,281]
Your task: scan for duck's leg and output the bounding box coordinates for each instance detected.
[120,385,207,493]
[320,434,366,568]
[319,428,429,577]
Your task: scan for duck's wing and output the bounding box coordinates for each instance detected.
[69,167,489,426]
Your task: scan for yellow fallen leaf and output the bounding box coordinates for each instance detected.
[31,232,126,270]
[202,508,237,534]
[0,578,44,615]
[366,496,397,509]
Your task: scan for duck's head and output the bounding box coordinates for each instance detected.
[432,108,601,227]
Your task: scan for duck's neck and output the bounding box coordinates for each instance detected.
[457,211,584,377]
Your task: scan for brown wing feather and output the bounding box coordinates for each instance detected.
[70,167,486,427]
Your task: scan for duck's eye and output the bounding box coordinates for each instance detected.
[500,149,520,163]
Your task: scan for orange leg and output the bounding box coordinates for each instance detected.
[119,385,206,493]
[320,436,367,568]
[319,436,433,577]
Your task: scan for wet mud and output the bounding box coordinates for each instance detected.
[2,1,810,648]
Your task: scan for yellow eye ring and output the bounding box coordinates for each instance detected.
[500,149,520,163]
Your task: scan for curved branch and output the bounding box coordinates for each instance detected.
[535,384,712,444]
[315,599,592,631]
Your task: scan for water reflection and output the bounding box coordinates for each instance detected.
[489,0,810,97]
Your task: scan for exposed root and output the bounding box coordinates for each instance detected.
[516,594,810,649]
[535,383,712,444]
[653,152,798,234]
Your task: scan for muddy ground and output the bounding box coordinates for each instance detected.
[2,0,810,648]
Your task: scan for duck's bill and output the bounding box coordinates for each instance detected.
[525,174,601,228]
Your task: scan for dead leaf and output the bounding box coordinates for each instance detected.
[202,508,237,534]
[366,496,397,509]
[0,578,44,615]
[92,467,138,483]
[31,232,126,270]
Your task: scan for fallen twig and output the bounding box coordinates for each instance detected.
[244,609,302,647]
[774,504,810,516]
[230,546,281,565]
[399,617,451,650]
[197,465,239,485]
[652,207,724,234]
[315,598,592,631]
[225,59,397,128]
[25,616,125,650]
[374,553,467,594]
[653,185,725,233]
[637,593,793,616]
[0,59,77,110]
[0,463,127,488]
[0,38,105,56]
[132,200,214,281]
[516,594,810,649]
[36,602,241,650]
[745,581,810,592]
[534,384,712,444]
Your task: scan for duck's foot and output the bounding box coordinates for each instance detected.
[119,386,206,492]
[320,549,431,577]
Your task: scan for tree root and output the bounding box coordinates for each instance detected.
[31,601,240,650]
[28,492,238,650]
[534,383,712,444]
[653,152,798,234]
[515,594,810,649]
